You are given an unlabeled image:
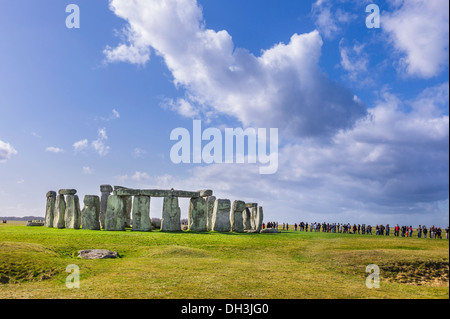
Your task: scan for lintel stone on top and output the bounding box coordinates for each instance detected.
[59,189,77,196]
[114,188,202,198]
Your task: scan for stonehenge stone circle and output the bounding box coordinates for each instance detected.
[206,196,216,231]
[45,186,264,234]
[81,195,100,230]
[188,197,207,232]
[231,200,246,233]
[132,195,151,232]
[45,191,56,228]
[161,196,181,232]
[105,195,125,231]
[53,194,66,229]
[212,199,231,232]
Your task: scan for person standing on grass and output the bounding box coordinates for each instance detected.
[423,226,428,239]
[418,225,422,238]
[386,224,390,236]
[446,227,449,239]
[409,226,413,237]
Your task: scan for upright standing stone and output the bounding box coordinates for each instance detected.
[53,194,66,229]
[105,195,125,231]
[251,207,258,230]
[231,200,246,233]
[65,195,81,229]
[212,199,231,232]
[45,191,56,228]
[81,195,101,230]
[255,206,264,232]
[161,196,181,232]
[100,185,113,229]
[123,196,132,228]
[206,196,216,231]
[188,197,207,232]
[243,208,252,230]
[132,196,151,232]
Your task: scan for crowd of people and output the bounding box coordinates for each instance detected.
[262,221,449,239]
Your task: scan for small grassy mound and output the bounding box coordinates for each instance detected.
[0,242,62,284]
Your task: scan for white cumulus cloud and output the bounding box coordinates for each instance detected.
[384,0,449,78]
[104,0,367,138]
[0,140,17,163]
[45,146,64,154]
[92,128,110,157]
[73,139,89,152]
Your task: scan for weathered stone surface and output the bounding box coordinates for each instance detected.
[81,195,100,230]
[113,185,128,191]
[27,221,44,226]
[250,206,258,230]
[188,197,207,232]
[77,249,119,259]
[46,191,56,198]
[100,184,113,193]
[132,196,151,232]
[206,196,216,231]
[161,196,181,232]
[152,218,161,230]
[100,185,113,230]
[198,189,213,197]
[245,203,258,208]
[260,227,279,233]
[45,191,56,228]
[59,189,77,196]
[115,188,200,198]
[65,195,81,229]
[231,200,246,233]
[123,196,132,228]
[105,195,125,231]
[212,199,231,232]
[243,208,252,230]
[53,194,66,229]
[255,206,264,232]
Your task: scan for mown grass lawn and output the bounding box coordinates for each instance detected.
[0,222,448,299]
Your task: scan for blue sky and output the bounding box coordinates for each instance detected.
[0,0,448,227]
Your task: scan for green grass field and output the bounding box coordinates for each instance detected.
[0,222,448,299]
